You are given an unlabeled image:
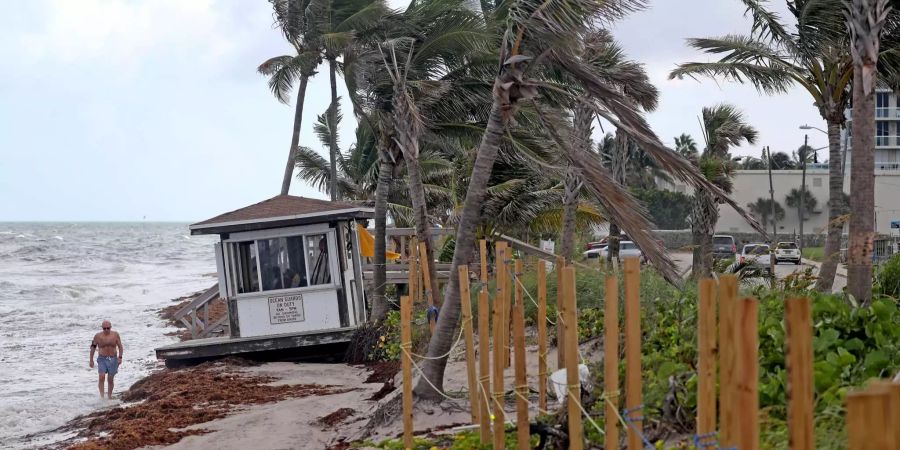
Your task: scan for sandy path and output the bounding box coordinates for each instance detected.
[148,333,600,450]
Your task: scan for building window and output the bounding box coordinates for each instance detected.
[877,122,889,146]
[877,92,889,117]
[813,177,822,187]
[258,236,308,291]
[306,234,331,285]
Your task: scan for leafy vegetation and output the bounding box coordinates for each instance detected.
[631,188,693,230]
[802,246,824,262]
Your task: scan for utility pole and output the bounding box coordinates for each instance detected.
[800,135,808,252]
[767,146,777,279]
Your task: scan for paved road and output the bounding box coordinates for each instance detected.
[668,251,847,293]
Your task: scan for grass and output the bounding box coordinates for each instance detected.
[802,246,824,262]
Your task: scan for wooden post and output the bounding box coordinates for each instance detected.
[604,275,619,450]
[478,287,492,444]
[556,255,566,369]
[563,266,583,450]
[718,274,738,447]
[623,257,642,450]
[480,239,488,283]
[504,246,513,369]
[408,240,418,305]
[513,259,529,450]
[495,242,508,373]
[458,265,479,424]
[537,260,548,413]
[735,297,759,450]
[418,242,436,333]
[697,278,717,437]
[847,389,892,450]
[493,242,507,449]
[785,297,813,450]
[400,295,413,450]
[870,381,900,450]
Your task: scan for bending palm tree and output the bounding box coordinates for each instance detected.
[691,105,758,278]
[668,0,898,291]
[415,0,764,399]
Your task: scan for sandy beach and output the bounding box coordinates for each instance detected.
[51,289,593,450]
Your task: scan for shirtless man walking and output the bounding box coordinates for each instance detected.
[89,320,124,399]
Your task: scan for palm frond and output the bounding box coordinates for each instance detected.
[670,61,795,95]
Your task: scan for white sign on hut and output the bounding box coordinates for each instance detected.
[155,195,373,363]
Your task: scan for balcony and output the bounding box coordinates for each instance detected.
[876,107,900,119]
[876,136,900,147]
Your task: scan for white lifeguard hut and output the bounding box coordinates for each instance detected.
[155,195,373,363]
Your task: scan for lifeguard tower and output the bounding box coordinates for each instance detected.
[155,195,373,363]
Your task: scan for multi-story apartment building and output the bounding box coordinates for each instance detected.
[844,85,900,170]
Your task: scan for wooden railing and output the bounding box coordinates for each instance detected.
[172,283,228,339]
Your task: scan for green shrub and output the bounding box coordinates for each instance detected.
[877,253,900,297]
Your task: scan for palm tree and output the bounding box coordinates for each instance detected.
[691,104,758,278]
[414,0,764,400]
[259,0,323,195]
[674,133,698,159]
[748,197,786,229]
[785,187,818,231]
[846,0,892,303]
[669,0,898,292]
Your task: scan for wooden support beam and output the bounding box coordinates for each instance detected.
[459,265,479,425]
[408,240,418,305]
[400,295,413,449]
[513,259,529,450]
[478,287,492,445]
[735,297,759,450]
[697,278,717,437]
[624,257,642,450]
[556,255,565,369]
[537,259,548,413]
[604,275,619,450]
[563,266,583,450]
[503,246,512,369]
[718,274,738,447]
[785,297,813,450]
[847,389,892,450]
[480,239,488,283]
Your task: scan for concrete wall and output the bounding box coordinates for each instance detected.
[660,169,900,236]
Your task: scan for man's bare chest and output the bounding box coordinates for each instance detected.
[95,333,117,346]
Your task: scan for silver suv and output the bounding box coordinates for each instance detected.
[712,235,737,261]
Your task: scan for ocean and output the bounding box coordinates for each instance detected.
[0,223,217,449]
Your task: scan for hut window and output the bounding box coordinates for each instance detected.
[307,234,331,285]
[258,236,308,291]
[236,241,259,294]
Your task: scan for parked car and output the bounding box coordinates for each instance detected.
[712,235,737,261]
[585,234,629,250]
[774,241,801,265]
[739,243,772,273]
[583,241,644,261]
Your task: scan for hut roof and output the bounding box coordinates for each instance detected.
[190,195,373,235]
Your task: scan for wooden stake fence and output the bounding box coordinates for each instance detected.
[418,242,436,333]
[624,257,642,450]
[458,265,478,424]
[562,265,583,450]
[477,240,492,445]
[492,242,506,449]
[697,278,717,438]
[604,275,619,450]
[786,297,813,450]
[718,274,738,447]
[735,297,759,450]
[513,259,529,450]
[537,260,548,413]
[503,246,512,369]
[556,256,565,369]
[400,295,413,449]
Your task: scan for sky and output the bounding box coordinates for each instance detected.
[0,0,830,221]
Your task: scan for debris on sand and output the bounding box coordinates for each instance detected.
[364,360,400,384]
[318,408,356,427]
[65,359,349,450]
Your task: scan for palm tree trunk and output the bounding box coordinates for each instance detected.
[392,86,440,310]
[847,68,876,304]
[280,74,310,195]
[559,168,579,263]
[414,100,506,400]
[816,122,844,292]
[370,145,393,322]
[328,58,340,201]
[691,190,716,278]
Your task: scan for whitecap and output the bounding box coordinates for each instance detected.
[53,236,64,241]
[182,235,191,240]
[15,235,26,239]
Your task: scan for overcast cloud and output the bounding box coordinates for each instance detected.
[0,0,830,221]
